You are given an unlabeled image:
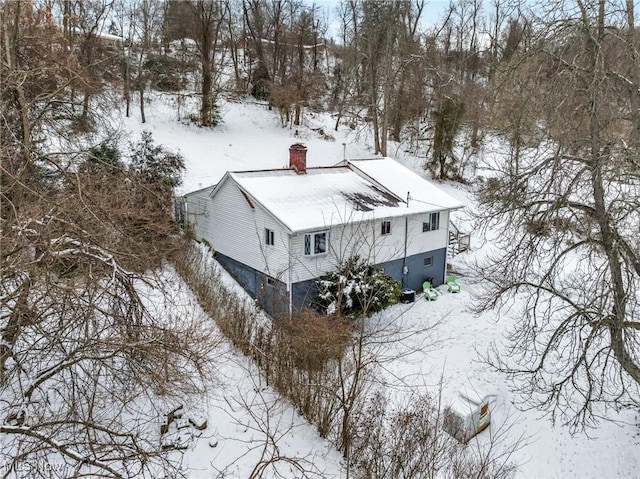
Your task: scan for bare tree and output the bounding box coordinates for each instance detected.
[186,0,227,126]
[1,139,219,476]
[622,0,640,147]
[430,94,465,179]
[218,373,334,479]
[1,7,220,465]
[224,0,248,93]
[474,0,640,430]
[131,0,164,123]
[329,0,430,151]
[71,0,118,129]
[359,0,404,156]
[243,0,327,126]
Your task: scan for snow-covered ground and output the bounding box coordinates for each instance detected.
[146,263,345,478]
[119,95,373,194]
[122,94,639,478]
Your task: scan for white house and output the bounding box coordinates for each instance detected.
[183,144,464,316]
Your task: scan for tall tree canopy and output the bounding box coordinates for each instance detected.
[476,0,640,430]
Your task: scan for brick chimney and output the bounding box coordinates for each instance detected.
[289,143,307,174]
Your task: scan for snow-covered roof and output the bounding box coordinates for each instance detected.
[97,31,124,42]
[347,157,464,211]
[183,183,216,198]
[72,27,123,43]
[218,159,464,233]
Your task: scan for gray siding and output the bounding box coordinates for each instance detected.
[377,247,447,291]
[216,252,289,317]
[290,247,447,311]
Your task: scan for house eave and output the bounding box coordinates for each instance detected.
[287,206,460,236]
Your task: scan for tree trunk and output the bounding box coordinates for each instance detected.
[625,0,640,147]
[0,283,31,385]
[587,0,640,385]
[371,105,381,155]
[139,82,146,124]
[5,28,31,161]
[294,103,301,126]
[80,91,91,130]
[124,50,131,117]
[381,111,388,157]
[201,56,213,126]
[225,2,241,91]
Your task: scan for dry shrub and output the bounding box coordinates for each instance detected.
[269,83,300,126]
[173,247,352,440]
[268,309,353,438]
[173,243,258,357]
[275,309,351,371]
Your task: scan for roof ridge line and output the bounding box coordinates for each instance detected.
[231,165,347,174]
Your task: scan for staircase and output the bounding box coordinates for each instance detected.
[448,221,470,258]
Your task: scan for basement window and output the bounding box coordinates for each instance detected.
[424,256,433,267]
[265,228,275,246]
[304,231,328,256]
[423,212,440,232]
[381,220,391,236]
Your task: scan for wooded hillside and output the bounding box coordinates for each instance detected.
[1,0,638,477]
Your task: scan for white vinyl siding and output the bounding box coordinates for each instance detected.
[208,178,290,278]
[289,215,432,283]
[290,232,335,282]
[183,185,216,243]
[407,210,448,256]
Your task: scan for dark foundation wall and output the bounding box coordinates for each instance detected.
[216,247,447,315]
[215,252,289,317]
[290,248,448,310]
[378,247,447,291]
[215,252,257,296]
[291,278,319,311]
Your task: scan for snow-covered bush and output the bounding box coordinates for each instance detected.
[315,256,400,317]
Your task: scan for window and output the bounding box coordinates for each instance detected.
[304,231,328,256]
[422,212,440,232]
[265,228,274,246]
[381,220,391,235]
[423,256,433,267]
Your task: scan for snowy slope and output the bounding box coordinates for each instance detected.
[121,94,639,478]
[120,95,374,194]
[149,263,345,478]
